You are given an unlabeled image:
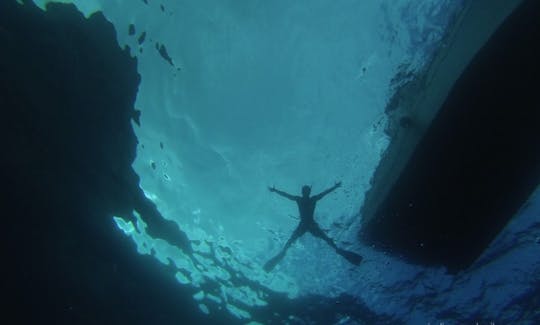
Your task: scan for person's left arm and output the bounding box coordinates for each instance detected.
[313,181,341,201]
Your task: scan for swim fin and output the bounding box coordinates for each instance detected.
[263,252,285,272]
[338,249,363,265]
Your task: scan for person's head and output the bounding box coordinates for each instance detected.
[301,185,311,197]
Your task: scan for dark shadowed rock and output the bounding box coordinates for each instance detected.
[0,1,227,324]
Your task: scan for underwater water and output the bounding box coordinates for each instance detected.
[22,0,540,323]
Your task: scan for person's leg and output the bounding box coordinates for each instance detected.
[264,224,306,272]
[310,223,363,266]
[309,223,338,250]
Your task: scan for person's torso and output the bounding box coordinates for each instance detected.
[297,197,316,222]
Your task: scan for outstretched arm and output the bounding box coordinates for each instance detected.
[313,181,342,201]
[268,186,298,201]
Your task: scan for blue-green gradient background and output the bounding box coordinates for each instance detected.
[28,0,539,323]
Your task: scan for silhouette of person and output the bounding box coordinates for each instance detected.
[264,182,363,271]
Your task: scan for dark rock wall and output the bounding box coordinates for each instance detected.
[0,1,221,324]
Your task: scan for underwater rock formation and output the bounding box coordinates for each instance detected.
[0,1,224,323]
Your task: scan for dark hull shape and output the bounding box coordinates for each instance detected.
[360,0,540,273]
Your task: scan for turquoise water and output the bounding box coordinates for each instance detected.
[29,1,539,323]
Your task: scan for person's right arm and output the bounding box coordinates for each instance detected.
[268,186,298,201]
